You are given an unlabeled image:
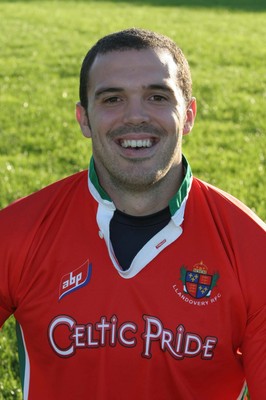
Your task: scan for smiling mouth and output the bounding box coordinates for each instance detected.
[119,138,154,149]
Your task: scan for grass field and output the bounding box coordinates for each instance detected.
[0,0,265,398]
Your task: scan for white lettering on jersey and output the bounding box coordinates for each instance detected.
[142,315,217,360]
[48,314,218,360]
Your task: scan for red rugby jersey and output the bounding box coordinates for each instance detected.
[0,157,265,399]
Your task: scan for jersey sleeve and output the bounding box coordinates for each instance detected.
[0,305,12,327]
[234,210,266,398]
[201,182,266,398]
[242,304,266,398]
[0,196,41,327]
[0,172,86,328]
[0,202,23,326]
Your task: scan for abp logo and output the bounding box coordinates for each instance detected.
[59,260,92,301]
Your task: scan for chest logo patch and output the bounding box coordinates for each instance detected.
[59,260,92,301]
[180,262,219,299]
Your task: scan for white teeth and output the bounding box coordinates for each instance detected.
[121,139,153,148]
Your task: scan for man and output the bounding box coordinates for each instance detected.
[0,28,265,400]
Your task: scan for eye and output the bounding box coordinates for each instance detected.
[103,96,122,104]
[149,94,168,102]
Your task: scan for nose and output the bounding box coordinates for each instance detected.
[123,98,150,125]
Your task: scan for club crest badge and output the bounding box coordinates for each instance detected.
[180,262,219,299]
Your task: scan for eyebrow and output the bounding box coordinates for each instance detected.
[94,83,175,98]
[147,84,175,94]
[95,87,124,98]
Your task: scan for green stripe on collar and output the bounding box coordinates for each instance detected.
[169,155,192,216]
[89,157,112,201]
[240,385,248,400]
[89,155,192,213]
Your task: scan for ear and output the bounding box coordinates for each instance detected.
[183,97,197,135]
[76,102,92,138]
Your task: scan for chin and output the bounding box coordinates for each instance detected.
[112,171,164,191]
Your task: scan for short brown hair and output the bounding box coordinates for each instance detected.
[79,28,192,110]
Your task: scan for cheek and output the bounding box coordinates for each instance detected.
[157,107,182,125]
[90,109,119,134]
[89,116,105,137]
[171,110,185,131]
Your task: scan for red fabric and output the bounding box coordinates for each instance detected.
[0,171,265,399]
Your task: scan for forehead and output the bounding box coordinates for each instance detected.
[88,48,179,93]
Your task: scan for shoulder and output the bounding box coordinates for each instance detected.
[190,177,266,314]
[0,170,89,236]
[191,177,266,231]
[1,170,88,214]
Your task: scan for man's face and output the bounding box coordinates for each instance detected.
[78,48,195,192]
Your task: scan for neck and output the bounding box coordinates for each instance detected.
[99,164,184,216]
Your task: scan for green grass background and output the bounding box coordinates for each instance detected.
[0,0,265,398]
